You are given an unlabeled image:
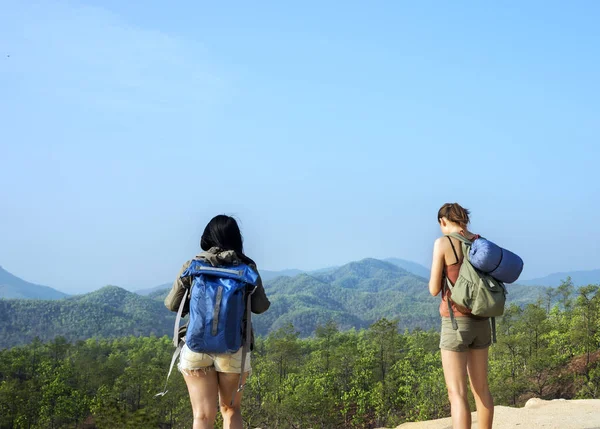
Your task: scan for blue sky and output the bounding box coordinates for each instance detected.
[1,1,598,293]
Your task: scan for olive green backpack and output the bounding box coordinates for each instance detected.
[445,233,507,342]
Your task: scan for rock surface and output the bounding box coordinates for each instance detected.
[390,399,600,429]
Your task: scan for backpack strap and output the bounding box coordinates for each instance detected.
[491,248,505,274]
[447,232,472,245]
[156,284,190,397]
[491,317,497,343]
[446,236,460,265]
[444,274,459,331]
[443,238,459,331]
[155,339,184,397]
[173,288,189,347]
[230,285,257,406]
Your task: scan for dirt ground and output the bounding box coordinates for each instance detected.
[389,398,600,429]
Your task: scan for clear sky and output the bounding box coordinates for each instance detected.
[1,1,598,293]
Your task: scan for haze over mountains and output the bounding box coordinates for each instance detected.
[0,266,68,300]
[258,259,431,282]
[1,256,598,349]
[0,257,560,349]
[518,269,600,287]
[2,258,600,302]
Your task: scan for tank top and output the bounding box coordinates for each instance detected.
[439,236,471,318]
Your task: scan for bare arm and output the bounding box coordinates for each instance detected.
[429,238,445,296]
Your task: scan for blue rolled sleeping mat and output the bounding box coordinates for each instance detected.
[469,237,524,284]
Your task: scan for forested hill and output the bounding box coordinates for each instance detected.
[0,259,547,348]
[0,286,174,348]
[253,258,439,336]
[253,258,549,336]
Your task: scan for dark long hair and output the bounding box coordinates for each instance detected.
[200,215,255,265]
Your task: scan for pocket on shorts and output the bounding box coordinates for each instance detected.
[470,319,492,349]
[440,318,472,352]
[456,325,471,343]
[214,349,251,374]
[179,345,214,370]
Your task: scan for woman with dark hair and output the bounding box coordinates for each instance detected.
[428,203,494,429]
[165,215,270,429]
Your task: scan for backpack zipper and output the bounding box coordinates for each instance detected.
[196,266,243,276]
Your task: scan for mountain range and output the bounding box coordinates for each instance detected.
[0,266,68,300]
[2,259,599,302]
[0,258,549,349]
[256,259,431,282]
[134,260,424,295]
[518,269,600,287]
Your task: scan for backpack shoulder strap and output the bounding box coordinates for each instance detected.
[446,236,460,265]
[447,233,473,263]
[442,273,459,331]
[447,232,472,245]
[444,235,465,331]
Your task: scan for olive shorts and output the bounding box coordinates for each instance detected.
[439,317,492,352]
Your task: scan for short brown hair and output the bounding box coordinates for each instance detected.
[438,203,470,227]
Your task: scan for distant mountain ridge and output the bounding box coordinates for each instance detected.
[260,269,305,281]
[136,282,171,296]
[251,258,440,336]
[519,269,600,287]
[246,258,430,282]
[0,266,68,300]
[0,258,548,348]
[384,258,430,279]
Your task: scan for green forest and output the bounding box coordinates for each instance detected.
[1,280,598,429]
[0,286,174,349]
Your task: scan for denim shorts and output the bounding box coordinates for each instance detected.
[178,344,252,376]
[439,317,491,352]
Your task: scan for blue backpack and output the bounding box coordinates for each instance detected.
[183,260,259,353]
[157,259,258,402]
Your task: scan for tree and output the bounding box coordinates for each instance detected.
[556,278,575,310]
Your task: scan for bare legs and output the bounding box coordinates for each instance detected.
[467,348,494,429]
[183,370,249,429]
[218,372,248,429]
[442,349,471,429]
[441,348,493,429]
[183,370,219,429]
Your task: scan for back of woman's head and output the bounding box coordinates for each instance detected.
[201,215,245,254]
[438,203,471,228]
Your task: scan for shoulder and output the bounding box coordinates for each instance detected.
[177,260,193,275]
[247,262,260,275]
[434,236,450,250]
[432,237,450,261]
